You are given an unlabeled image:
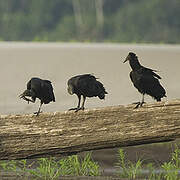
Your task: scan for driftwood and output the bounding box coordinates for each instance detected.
[0,100,180,160]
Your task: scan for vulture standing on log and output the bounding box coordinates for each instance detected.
[124,52,166,108]
[19,77,55,115]
[67,74,108,112]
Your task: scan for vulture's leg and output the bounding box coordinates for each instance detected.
[133,94,146,108]
[75,95,86,112]
[34,101,43,116]
[69,95,81,111]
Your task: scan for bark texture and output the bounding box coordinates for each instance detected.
[0,100,180,160]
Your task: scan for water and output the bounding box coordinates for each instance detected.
[0,42,180,115]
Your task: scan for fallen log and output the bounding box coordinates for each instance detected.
[0,100,180,160]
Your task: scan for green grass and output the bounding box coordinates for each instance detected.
[0,152,100,179]
[0,145,180,179]
[115,148,144,179]
[115,145,180,179]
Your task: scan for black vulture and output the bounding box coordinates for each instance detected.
[124,52,166,108]
[67,74,108,112]
[19,77,55,115]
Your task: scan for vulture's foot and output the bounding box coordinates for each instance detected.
[132,101,146,109]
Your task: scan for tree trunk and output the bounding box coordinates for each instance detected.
[95,0,104,40]
[95,0,104,27]
[72,0,83,37]
[1,100,180,160]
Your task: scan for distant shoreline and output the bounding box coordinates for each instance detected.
[0,41,180,50]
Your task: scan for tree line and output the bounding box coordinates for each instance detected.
[0,0,179,43]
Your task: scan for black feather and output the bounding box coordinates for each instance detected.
[67,74,107,111]
[27,77,55,104]
[20,77,55,115]
[125,52,166,102]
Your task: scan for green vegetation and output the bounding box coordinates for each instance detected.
[0,152,100,179]
[0,0,180,43]
[115,146,180,179]
[0,146,180,179]
[116,149,143,179]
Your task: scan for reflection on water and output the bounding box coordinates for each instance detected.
[0,42,180,115]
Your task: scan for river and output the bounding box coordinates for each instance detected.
[0,42,180,114]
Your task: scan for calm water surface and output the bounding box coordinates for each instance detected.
[0,42,180,114]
